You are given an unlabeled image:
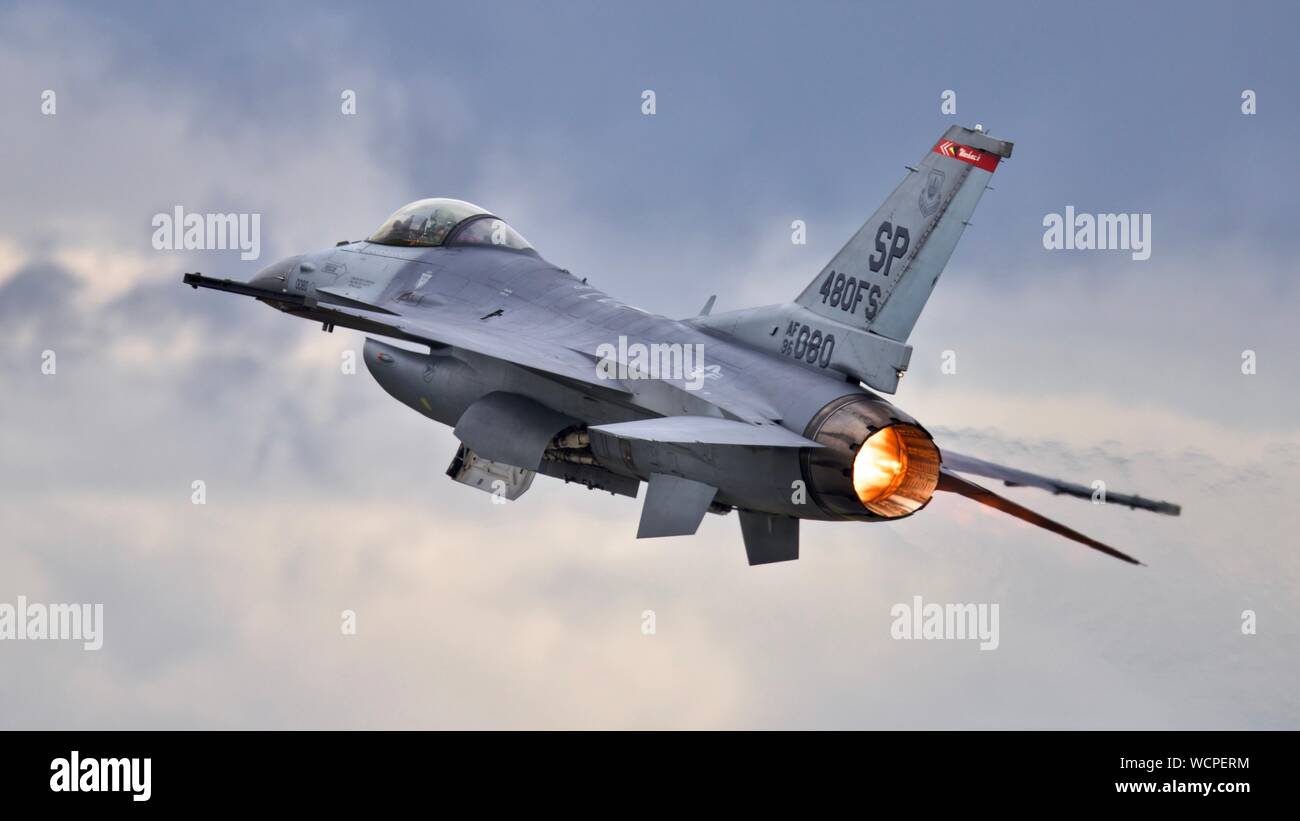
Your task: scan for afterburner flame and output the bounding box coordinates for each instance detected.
[853,426,909,505]
[802,398,940,519]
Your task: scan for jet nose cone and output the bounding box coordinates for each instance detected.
[248,255,303,293]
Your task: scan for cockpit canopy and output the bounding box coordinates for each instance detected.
[366,198,534,252]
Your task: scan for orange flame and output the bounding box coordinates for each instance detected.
[853,426,909,505]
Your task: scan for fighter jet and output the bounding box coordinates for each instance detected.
[183,124,1179,566]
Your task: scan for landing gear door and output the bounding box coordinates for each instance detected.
[446,446,535,501]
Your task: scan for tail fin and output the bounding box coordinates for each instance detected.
[796,125,1013,343]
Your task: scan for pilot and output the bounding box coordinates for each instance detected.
[431,212,457,245]
[395,215,416,245]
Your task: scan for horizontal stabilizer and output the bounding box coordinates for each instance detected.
[591,416,820,448]
[942,450,1181,516]
[936,469,1142,565]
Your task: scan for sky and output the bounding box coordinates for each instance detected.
[0,0,1296,728]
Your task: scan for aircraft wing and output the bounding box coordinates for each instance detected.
[182,273,629,395]
[326,301,634,395]
[940,449,1181,516]
[935,468,1144,565]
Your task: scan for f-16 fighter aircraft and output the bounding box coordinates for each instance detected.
[184,124,1179,566]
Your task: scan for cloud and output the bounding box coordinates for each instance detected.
[1,1,1297,730]
[0,2,470,302]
